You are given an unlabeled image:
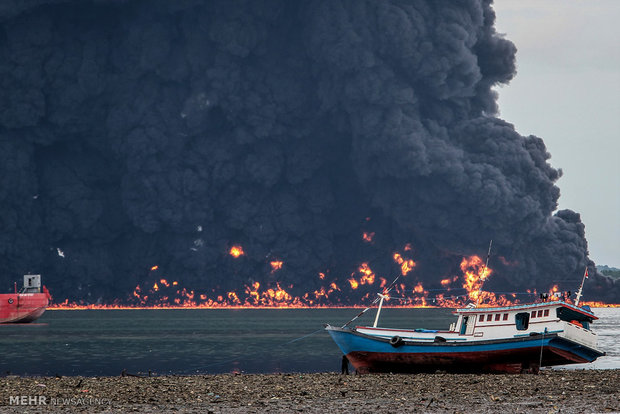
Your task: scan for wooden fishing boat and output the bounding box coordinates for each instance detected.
[326,267,604,374]
[326,300,604,374]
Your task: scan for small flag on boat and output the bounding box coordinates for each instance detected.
[584,268,589,279]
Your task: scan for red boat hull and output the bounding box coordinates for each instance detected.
[346,343,589,374]
[0,293,50,323]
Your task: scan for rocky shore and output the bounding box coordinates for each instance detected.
[0,370,618,413]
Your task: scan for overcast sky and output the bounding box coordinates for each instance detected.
[492,0,620,267]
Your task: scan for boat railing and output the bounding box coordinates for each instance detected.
[559,321,598,349]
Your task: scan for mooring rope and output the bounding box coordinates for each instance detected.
[176,327,326,374]
[283,328,324,345]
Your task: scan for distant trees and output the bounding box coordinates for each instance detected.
[597,265,620,280]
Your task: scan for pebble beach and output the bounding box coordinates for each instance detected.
[0,370,618,413]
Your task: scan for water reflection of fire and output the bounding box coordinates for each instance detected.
[49,246,618,309]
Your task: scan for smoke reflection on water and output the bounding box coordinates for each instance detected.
[0,308,617,376]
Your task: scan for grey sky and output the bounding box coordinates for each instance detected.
[493,1,620,267]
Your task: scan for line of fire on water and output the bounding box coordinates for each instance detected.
[48,301,620,311]
[48,243,619,310]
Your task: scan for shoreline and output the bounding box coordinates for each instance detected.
[1,370,618,413]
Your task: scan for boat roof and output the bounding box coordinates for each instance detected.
[454,301,597,320]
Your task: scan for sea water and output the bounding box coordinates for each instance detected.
[0,308,617,376]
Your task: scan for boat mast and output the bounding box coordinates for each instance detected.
[475,240,493,306]
[574,267,589,306]
[372,294,387,327]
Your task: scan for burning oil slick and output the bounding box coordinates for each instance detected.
[0,0,617,306]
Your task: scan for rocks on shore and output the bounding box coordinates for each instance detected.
[0,370,618,413]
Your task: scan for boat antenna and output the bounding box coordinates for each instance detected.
[574,266,589,307]
[475,240,493,306]
[341,275,400,328]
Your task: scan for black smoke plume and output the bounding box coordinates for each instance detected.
[0,0,616,304]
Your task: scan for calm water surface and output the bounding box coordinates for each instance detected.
[0,308,617,376]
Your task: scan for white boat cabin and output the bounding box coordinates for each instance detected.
[357,301,600,351]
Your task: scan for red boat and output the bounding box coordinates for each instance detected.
[0,275,51,323]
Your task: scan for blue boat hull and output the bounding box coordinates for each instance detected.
[327,326,604,374]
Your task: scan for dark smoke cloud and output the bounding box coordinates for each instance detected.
[0,0,616,303]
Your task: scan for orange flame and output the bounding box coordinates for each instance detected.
[362,232,375,242]
[348,278,359,290]
[460,255,491,303]
[229,245,244,258]
[227,291,240,304]
[581,302,620,308]
[48,246,619,309]
[393,253,416,276]
[358,263,376,285]
[270,260,283,272]
[150,265,159,271]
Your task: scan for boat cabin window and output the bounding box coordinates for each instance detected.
[486,314,492,322]
[494,314,500,321]
[479,315,485,322]
[515,312,530,330]
[537,310,543,318]
[531,310,536,318]
[503,313,508,321]
[543,309,549,317]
